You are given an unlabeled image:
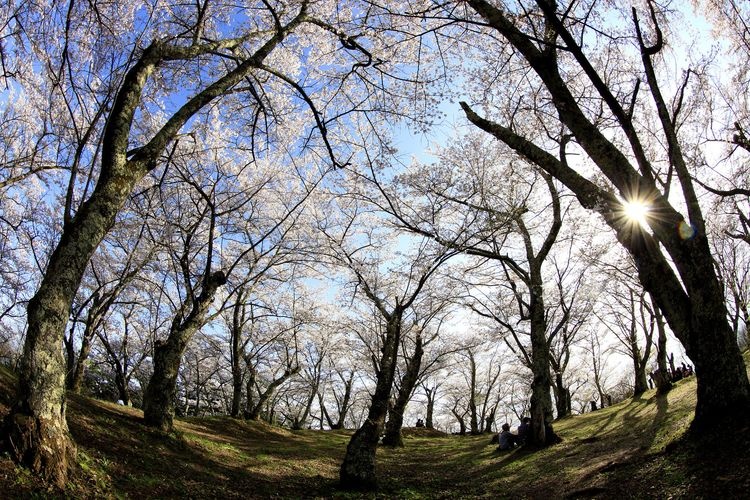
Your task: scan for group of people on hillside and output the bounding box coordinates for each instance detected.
[649,361,694,389]
[497,417,531,451]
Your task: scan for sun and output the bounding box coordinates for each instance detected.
[622,199,649,226]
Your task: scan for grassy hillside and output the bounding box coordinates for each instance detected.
[0,358,748,498]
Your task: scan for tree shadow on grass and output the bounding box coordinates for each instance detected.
[66,396,347,498]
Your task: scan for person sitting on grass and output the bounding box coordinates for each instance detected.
[497,423,519,451]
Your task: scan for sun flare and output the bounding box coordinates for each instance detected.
[623,199,649,225]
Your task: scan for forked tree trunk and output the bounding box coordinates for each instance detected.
[115,371,131,406]
[293,372,321,430]
[451,406,467,435]
[143,271,225,431]
[332,372,355,429]
[340,314,402,490]
[484,406,497,433]
[68,330,94,393]
[383,334,423,447]
[632,346,650,397]
[245,367,300,420]
[143,334,190,430]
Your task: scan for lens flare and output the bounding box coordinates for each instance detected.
[622,199,649,226]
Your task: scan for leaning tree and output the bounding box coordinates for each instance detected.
[432,0,750,432]
[1,0,413,485]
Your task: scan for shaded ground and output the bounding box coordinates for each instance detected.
[0,357,748,498]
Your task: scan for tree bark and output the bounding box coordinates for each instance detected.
[142,271,226,431]
[451,405,467,435]
[460,0,750,433]
[528,258,559,445]
[2,10,307,483]
[654,304,673,394]
[383,333,423,447]
[68,329,94,393]
[245,366,300,421]
[332,371,355,429]
[424,386,436,429]
[553,371,571,419]
[340,313,402,489]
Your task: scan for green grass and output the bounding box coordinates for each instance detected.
[0,365,748,498]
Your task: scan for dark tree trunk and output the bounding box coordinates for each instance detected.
[142,335,187,430]
[654,304,673,394]
[231,377,243,418]
[633,351,649,397]
[245,364,256,417]
[528,263,559,446]
[451,406,467,435]
[458,4,750,432]
[64,328,76,390]
[424,386,436,429]
[229,291,247,418]
[553,371,571,419]
[293,374,320,430]
[143,271,226,431]
[68,332,94,393]
[319,392,335,429]
[340,314,402,490]
[383,334,423,447]
[466,352,481,435]
[484,406,496,433]
[335,373,354,429]
[246,367,300,420]
[115,371,130,406]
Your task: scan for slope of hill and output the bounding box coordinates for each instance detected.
[0,357,748,498]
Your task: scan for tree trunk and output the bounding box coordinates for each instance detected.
[64,328,76,390]
[68,332,94,393]
[484,406,496,433]
[467,352,481,435]
[231,375,243,418]
[143,270,225,431]
[553,371,570,419]
[333,372,354,429]
[142,335,188,430]
[383,334,423,447]
[528,265,559,446]
[633,351,649,397]
[319,392,336,429]
[230,293,245,418]
[340,314,401,490]
[451,406,467,435]
[2,304,76,489]
[115,371,131,406]
[1,162,146,486]
[293,376,320,430]
[424,386,436,429]
[654,305,673,394]
[246,367,300,420]
[245,365,256,417]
